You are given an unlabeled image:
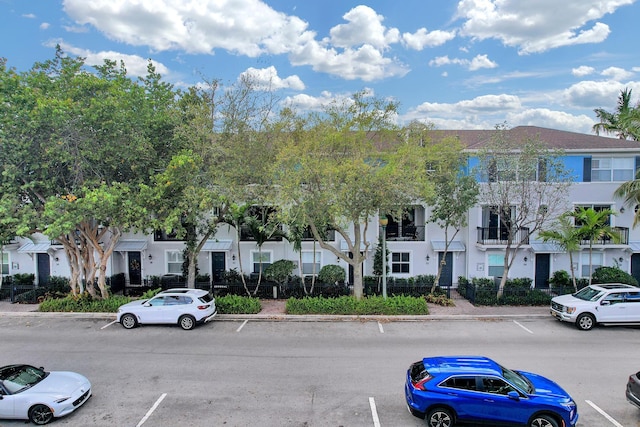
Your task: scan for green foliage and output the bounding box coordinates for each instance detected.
[425,293,456,306]
[264,259,296,285]
[12,273,35,286]
[140,288,162,299]
[215,294,261,314]
[39,293,131,312]
[285,295,429,315]
[318,264,346,285]
[592,266,638,286]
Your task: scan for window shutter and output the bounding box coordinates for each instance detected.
[583,157,591,182]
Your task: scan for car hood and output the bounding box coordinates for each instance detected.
[518,370,572,400]
[552,294,588,306]
[118,300,147,310]
[30,371,90,396]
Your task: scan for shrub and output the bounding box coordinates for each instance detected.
[215,294,261,314]
[592,266,638,286]
[318,265,346,285]
[285,295,429,315]
[425,293,456,306]
[39,293,131,312]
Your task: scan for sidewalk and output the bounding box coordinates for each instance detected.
[0,293,551,321]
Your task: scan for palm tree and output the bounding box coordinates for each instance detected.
[614,169,640,227]
[570,207,619,285]
[539,213,582,291]
[592,88,638,140]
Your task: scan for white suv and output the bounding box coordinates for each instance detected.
[551,283,640,330]
[117,288,216,330]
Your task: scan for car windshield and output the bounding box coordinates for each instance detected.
[0,365,48,394]
[501,365,533,394]
[573,287,605,301]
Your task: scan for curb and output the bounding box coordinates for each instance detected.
[0,311,551,322]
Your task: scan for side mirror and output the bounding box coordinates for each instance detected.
[143,302,152,307]
[507,391,520,400]
[601,300,611,306]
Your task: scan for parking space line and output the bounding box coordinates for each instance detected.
[368,397,381,427]
[101,320,118,330]
[136,393,167,427]
[585,399,624,427]
[513,320,533,334]
[236,319,248,332]
[377,322,384,334]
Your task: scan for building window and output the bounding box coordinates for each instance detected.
[391,252,410,273]
[301,251,321,275]
[154,229,184,241]
[591,157,634,182]
[167,251,183,274]
[1,252,8,275]
[581,252,603,277]
[252,251,272,273]
[488,254,504,277]
[575,204,612,226]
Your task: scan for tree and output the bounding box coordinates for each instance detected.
[539,213,582,291]
[372,235,389,293]
[614,169,640,227]
[423,133,479,293]
[275,91,431,299]
[264,259,296,296]
[570,207,619,285]
[593,88,639,140]
[476,124,572,298]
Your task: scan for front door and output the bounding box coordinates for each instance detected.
[128,252,142,285]
[211,252,226,282]
[632,253,640,286]
[36,253,50,287]
[438,252,453,287]
[534,253,550,289]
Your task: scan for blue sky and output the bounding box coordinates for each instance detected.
[2,0,639,134]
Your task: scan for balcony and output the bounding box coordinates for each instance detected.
[578,226,629,245]
[477,227,530,246]
[384,224,425,241]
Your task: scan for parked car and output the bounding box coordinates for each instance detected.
[405,355,578,427]
[116,288,216,330]
[550,283,640,330]
[627,371,640,409]
[0,364,91,425]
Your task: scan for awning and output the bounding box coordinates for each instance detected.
[201,240,232,251]
[18,242,53,253]
[114,240,148,252]
[529,242,563,253]
[628,241,640,252]
[430,240,466,252]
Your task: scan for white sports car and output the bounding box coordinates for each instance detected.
[0,364,91,425]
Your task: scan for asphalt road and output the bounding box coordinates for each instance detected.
[1,315,639,427]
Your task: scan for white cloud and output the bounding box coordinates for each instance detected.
[239,66,305,91]
[601,66,634,81]
[23,14,36,19]
[401,28,456,51]
[40,22,50,30]
[563,79,640,109]
[429,54,497,71]
[572,66,595,77]
[455,0,632,54]
[329,5,399,50]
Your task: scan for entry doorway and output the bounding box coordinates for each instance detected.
[36,253,50,287]
[128,252,142,285]
[211,252,226,282]
[534,253,551,289]
[437,252,453,287]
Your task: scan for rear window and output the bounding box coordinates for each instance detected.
[198,293,213,303]
[410,361,429,383]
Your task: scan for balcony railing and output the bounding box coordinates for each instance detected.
[477,227,530,245]
[578,226,629,245]
[384,225,425,241]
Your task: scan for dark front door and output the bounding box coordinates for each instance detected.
[128,252,142,285]
[36,253,50,287]
[438,252,453,287]
[211,252,226,282]
[632,253,640,285]
[534,253,550,289]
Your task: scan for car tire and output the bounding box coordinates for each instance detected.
[179,314,195,330]
[576,313,596,331]
[529,414,559,427]
[426,407,454,427]
[29,404,54,425]
[120,313,138,329]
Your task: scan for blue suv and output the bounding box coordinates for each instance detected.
[405,356,578,427]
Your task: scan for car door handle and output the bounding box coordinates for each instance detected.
[484,399,494,402]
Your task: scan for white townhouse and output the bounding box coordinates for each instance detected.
[3,126,640,290]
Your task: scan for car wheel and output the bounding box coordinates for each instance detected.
[530,414,559,427]
[426,407,454,427]
[179,314,195,330]
[121,313,138,329]
[29,404,54,425]
[576,313,596,331]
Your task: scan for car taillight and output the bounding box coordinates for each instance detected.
[197,305,209,310]
[412,375,432,391]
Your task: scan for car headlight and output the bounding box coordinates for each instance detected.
[561,400,576,410]
[566,307,576,314]
[55,397,71,403]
